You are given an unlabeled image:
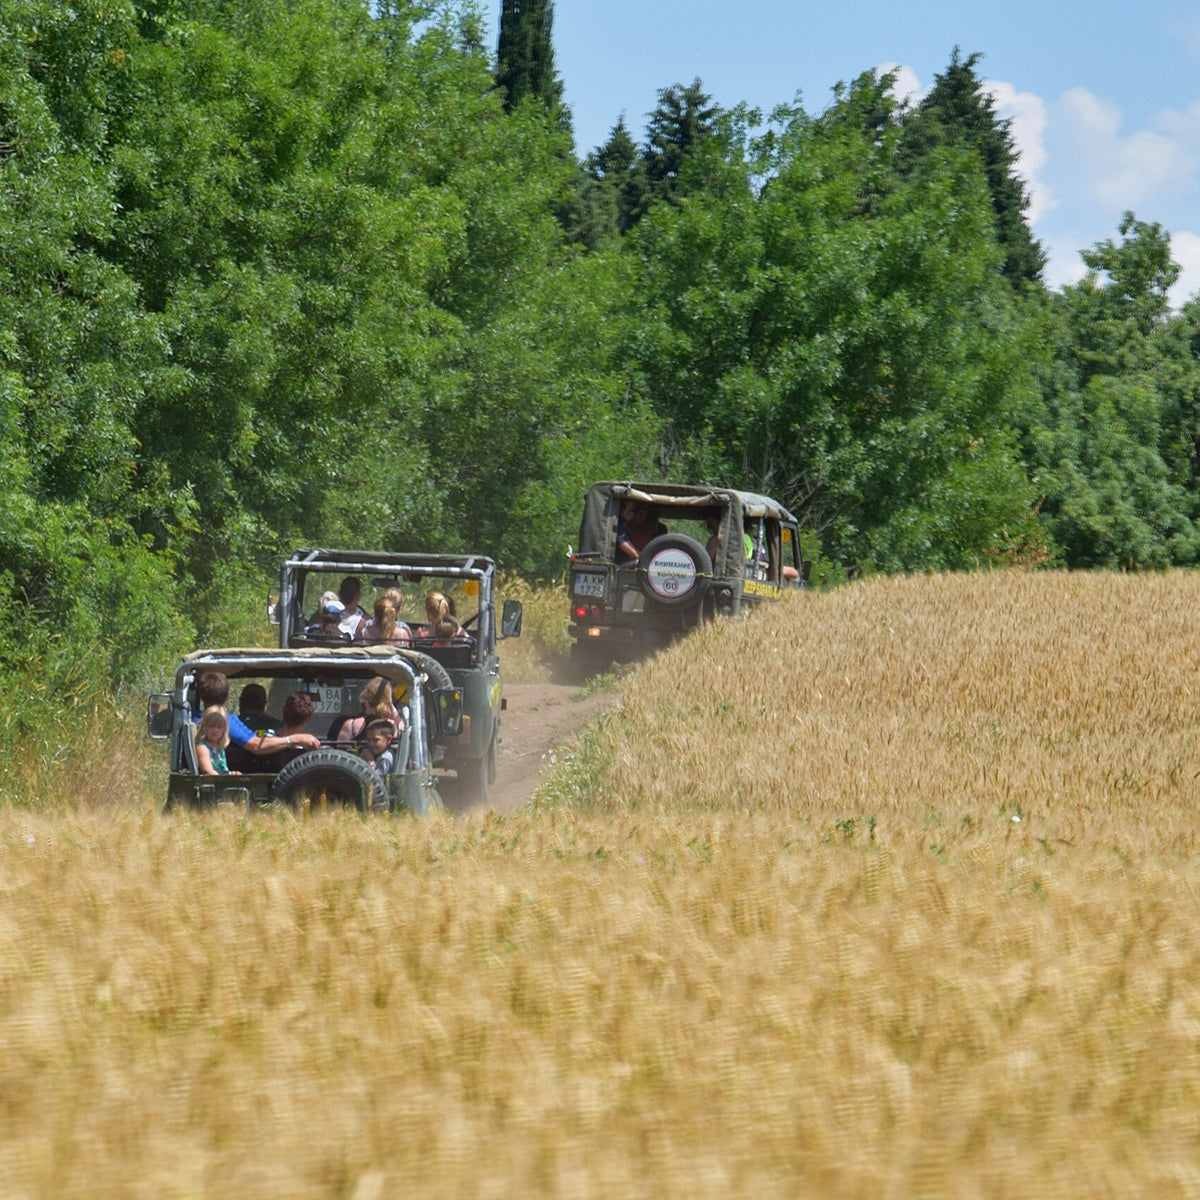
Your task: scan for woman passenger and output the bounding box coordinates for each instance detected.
[336,677,402,745]
[357,588,411,645]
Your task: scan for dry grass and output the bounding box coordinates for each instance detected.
[5,570,1200,1197]
[495,573,572,682]
[594,569,1200,830]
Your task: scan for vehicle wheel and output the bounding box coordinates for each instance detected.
[268,748,387,812]
[636,533,712,609]
[461,739,494,807]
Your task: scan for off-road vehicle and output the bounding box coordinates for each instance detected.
[272,550,522,805]
[567,481,806,670]
[147,644,462,814]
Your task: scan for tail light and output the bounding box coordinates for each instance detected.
[571,605,601,623]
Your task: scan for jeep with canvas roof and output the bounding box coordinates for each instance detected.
[146,644,463,814]
[567,481,806,670]
[272,550,522,805]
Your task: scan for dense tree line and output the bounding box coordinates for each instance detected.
[1,0,1199,700]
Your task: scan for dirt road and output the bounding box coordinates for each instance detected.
[461,681,616,813]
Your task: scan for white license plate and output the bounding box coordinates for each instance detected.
[573,572,606,599]
[313,686,344,713]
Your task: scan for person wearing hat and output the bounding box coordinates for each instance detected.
[305,591,347,640]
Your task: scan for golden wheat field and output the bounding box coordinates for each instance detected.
[5,570,1200,1198]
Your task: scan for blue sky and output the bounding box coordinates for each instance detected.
[487,0,1200,306]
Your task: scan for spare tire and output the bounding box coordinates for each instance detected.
[268,748,388,812]
[409,651,454,694]
[637,533,712,609]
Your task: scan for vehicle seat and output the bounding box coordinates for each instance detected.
[412,635,475,668]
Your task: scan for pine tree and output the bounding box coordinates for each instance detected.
[630,78,718,227]
[495,0,563,116]
[586,117,642,234]
[900,49,1045,287]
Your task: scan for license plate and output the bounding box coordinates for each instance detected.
[573,572,606,599]
[313,686,343,713]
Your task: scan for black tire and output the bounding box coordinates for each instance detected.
[409,651,454,694]
[458,736,495,807]
[486,731,498,786]
[268,748,388,812]
[636,533,712,609]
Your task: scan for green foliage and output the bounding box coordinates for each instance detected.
[0,0,188,710]
[495,0,564,117]
[636,78,719,217]
[1027,215,1200,567]
[1,0,1199,729]
[566,117,640,247]
[898,48,1045,287]
[626,72,1046,571]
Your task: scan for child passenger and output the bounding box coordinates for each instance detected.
[431,614,460,645]
[423,591,462,638]
[360,719,396,775]
[195,709,241,776]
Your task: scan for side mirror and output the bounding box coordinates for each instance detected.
[435,687,464,738]
[147,694,173,739]
[500,599,523,639]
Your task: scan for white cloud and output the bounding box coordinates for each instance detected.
[1170,231,1200,308]
[869,69,1200,307]
[987,80,1052,224]
[1039,232,1089,293]
[877,62,926,110]
[1155,97,1200,145]
[1056,87,1195,209]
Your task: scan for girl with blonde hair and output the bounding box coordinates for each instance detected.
[195,708,240,776]
[423,590,462,638]
[356,588,411,645]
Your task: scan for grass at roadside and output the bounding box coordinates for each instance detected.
[495,573,572,682]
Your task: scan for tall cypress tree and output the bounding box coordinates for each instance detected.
[899,49,1046,287]
[495,0,563,116]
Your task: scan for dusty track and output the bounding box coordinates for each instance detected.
[445,681,615,814]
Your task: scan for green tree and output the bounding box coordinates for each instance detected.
[100,2,448,589]
[632,78,719,224]
[627,72,1045,571]
[0,0,192,687]
[495,0,563,116]
[587,117,642,237]
[1027,215,1200,567]
[899,48,1045,287]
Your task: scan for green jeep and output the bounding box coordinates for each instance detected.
[567,481,806,671]
[147,645,462,814]
[273,550,522,805]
